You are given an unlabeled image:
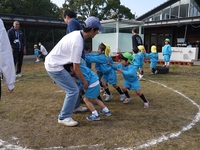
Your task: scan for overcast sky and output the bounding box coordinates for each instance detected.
[51,0,167,17]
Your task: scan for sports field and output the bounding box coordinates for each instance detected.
[0,60,200,150]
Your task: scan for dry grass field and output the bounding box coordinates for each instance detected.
[0,60,200,150]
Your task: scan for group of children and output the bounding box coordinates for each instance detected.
[64,38,172,121]
[134,38,172,78]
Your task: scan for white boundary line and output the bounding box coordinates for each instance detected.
[1,79,200,149]
[116,80,200,150]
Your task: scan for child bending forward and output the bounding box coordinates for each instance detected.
[64,63,111,121]
[110,52,149,108]
[86,43,125,102]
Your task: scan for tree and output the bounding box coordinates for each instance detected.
[62,0,134,21]
[0,0,60,18]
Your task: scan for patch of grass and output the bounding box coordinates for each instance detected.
[0,62,200,149]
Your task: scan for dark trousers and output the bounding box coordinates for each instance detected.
[13,50,24,74]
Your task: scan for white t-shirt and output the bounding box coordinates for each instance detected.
[40,45,48,55]
[45,31,84,72]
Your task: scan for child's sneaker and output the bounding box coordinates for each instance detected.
[99,110,111,116]
[120,94,125,101]
[100,87,104,93]
[105,94,113,102]
[139,74,143,80]
[155,70,158,74]
[144,101,149,108]
[103,92,107,96]
[73,106,87,112]
[86,114,100,121]
[123,98,131,104]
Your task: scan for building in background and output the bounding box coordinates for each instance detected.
[136,0,200,60]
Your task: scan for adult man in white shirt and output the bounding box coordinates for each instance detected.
[45,16,103,127]
[0,19,15,99]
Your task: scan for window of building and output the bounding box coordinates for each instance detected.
[190,0,200,17]
[180,2,189,17]
[171,2,179,18]
[162,7,170,20]
[157,34,164,52]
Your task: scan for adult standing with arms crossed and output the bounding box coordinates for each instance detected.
[8,21,26,77]
[0,19,15,99]
[45,16,104,127]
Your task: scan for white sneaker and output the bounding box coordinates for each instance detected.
[16,73,22,77]
[58,118,78,127]
[105,94,113,102]
[120,94,125,101]
[123,98,131,104]
[35,59,40,62]
[73,106,87,112]
[139,74,143,80]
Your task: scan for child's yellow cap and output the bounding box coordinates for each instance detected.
[34,44,37,48]
[138,45,145,52]
[151,45,157,53]
[104,43,111,57]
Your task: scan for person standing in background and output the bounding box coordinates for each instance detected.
[0,19,15,99]
[8,21,26,77]
[63,9,87,112]
[63,9,82,34]
[132,28,143,49]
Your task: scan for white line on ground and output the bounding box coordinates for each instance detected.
[1,78,199,149]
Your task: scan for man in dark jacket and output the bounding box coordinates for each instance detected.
[132,28,143,49]
[8,21,26,77]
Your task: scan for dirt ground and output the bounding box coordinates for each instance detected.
[0,60,200,150]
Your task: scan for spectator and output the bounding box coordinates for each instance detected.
[8,21,26,77]
[132,28,143,49]
[63,9,82,34]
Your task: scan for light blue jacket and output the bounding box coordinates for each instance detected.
[86,53,114,74]
[77,65,99,90]
[111,64,138,82]
[162,44,172,56]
